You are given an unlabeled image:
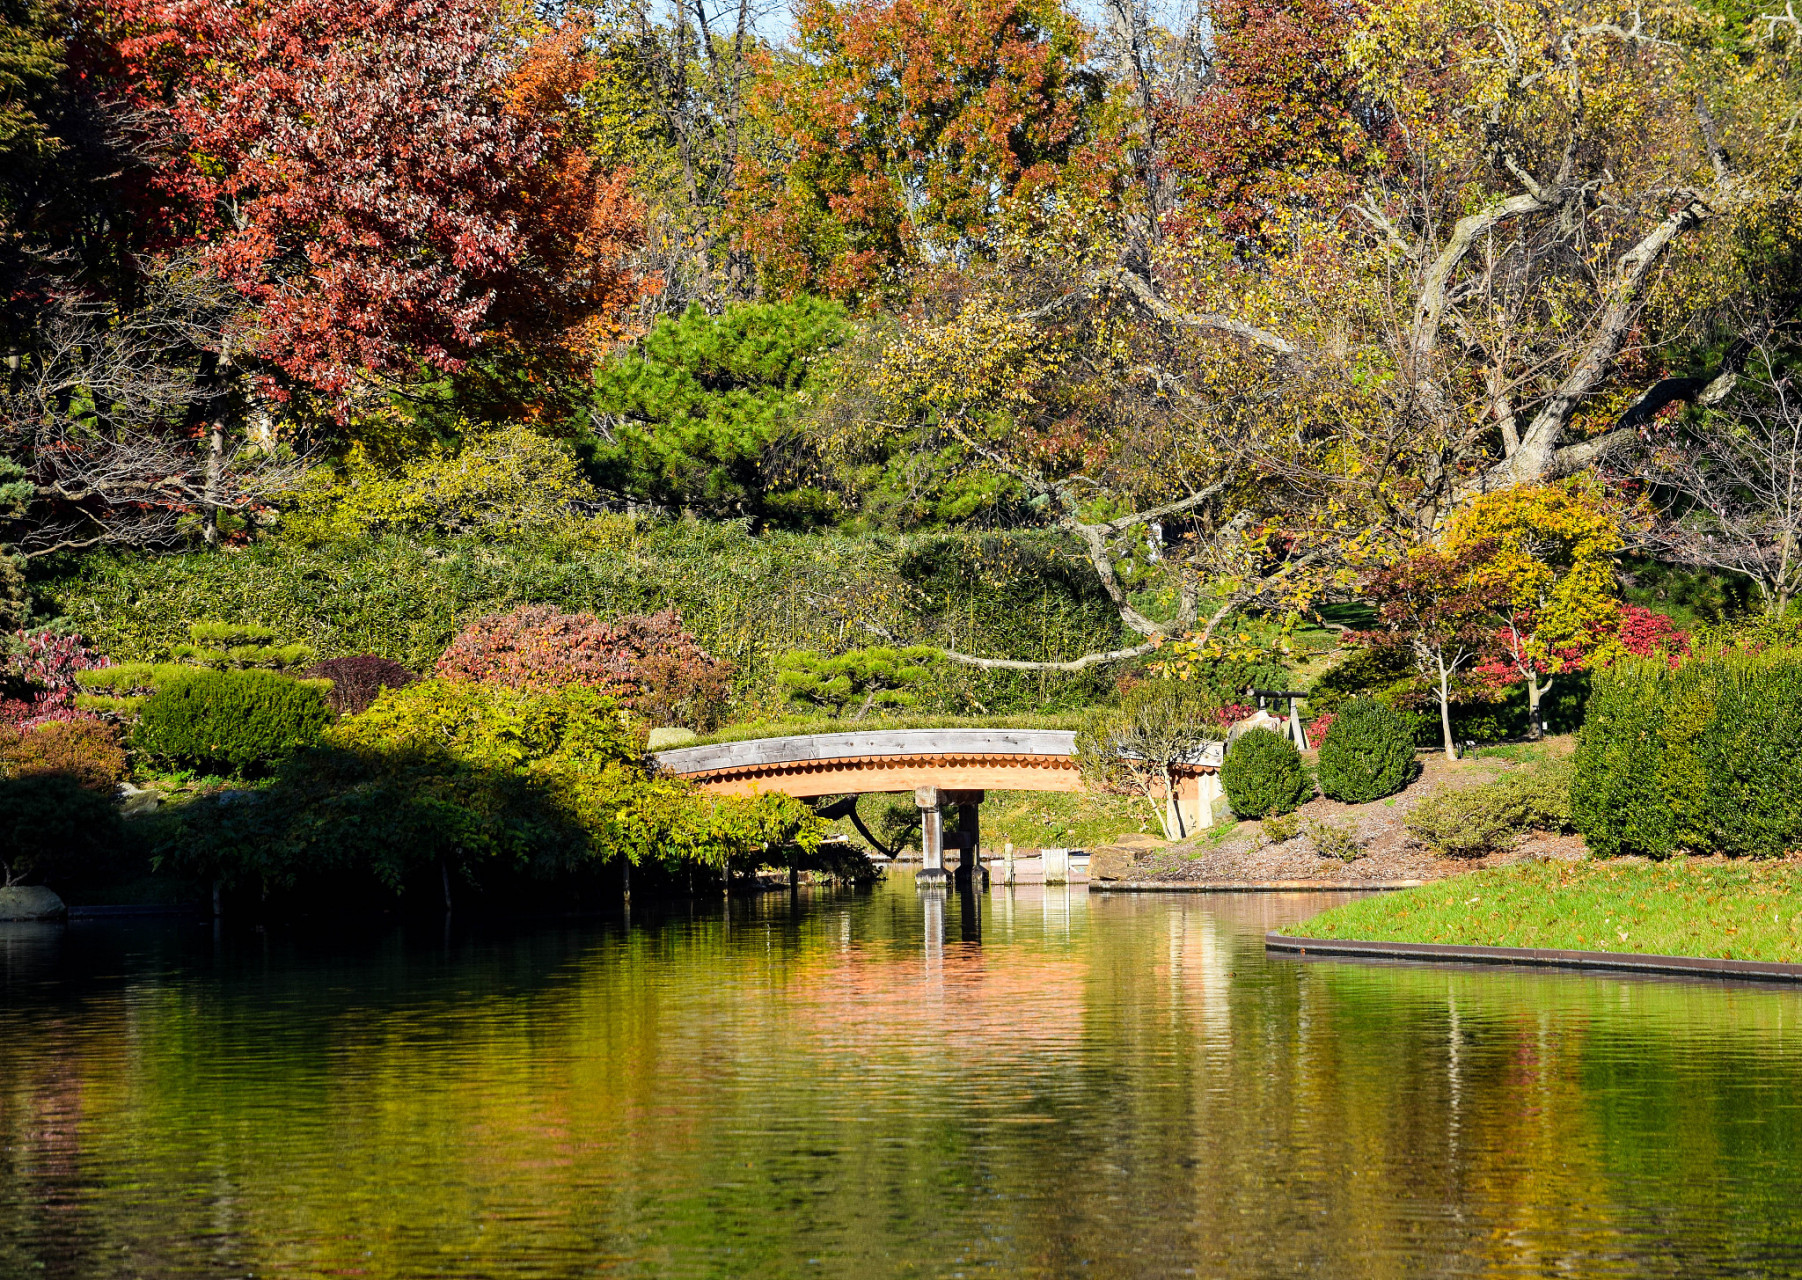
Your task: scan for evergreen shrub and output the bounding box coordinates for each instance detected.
[1221,728,1311,819]
[1316,698,1418,803]
[165,680,823,900]
[133,670,333,774]
[1574,648,1802,858]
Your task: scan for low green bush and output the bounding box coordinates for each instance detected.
[1316,698,1417,803]
[133,670,334,775]
[1221,728,1311,819]
[1304,648,1415,717]
[1304,816,1362,862]
[1574,648,1802,858]
[164,680,823,901]
[1405,761,1573,857]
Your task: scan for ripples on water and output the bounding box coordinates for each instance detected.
[4,878,1802,1278]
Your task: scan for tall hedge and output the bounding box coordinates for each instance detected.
[40,525,1125,720]
[1574,649,1802,857]
[133,669,334,774]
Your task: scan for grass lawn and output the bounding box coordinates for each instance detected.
[1280,858,1802,963]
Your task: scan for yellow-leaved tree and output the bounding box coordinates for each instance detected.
[1443,482,1626,737]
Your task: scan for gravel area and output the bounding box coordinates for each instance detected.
[1116,748,1587,885]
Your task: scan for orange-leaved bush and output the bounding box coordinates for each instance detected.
[436,606,733,729]
[0,718,130,791]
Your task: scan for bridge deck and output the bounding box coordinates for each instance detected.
[653,728,1222,807]
[653,728,1086,798]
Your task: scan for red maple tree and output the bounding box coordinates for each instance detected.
[98,0,650,398]
[1354,544,1508,761]
[1156,0,1383,239]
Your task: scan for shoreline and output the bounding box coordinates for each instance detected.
[1093,880,1422,892]
[1266,933,1802,983]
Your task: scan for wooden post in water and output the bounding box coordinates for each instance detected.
[915,787,948,887]
[957,798,984,888]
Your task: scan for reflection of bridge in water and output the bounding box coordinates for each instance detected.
[653,729,1224,888]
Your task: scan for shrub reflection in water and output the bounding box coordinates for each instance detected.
[2,881,1802,1278]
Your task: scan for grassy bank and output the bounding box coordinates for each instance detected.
[1281,858,1802,963]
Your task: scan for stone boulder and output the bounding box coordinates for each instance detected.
[0,885,67,921]
[117,782,161,816]
[1088,835,1167,881]
[1226,710,1287,745]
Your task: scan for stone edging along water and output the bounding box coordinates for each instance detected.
[1092,880,1425,892]
[1266,933,1802,983]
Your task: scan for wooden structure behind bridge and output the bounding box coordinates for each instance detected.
[653,729,1224,887]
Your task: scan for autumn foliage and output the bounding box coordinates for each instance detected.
[304,657,419,717]
[436,606,734,728]
[98,0,650,397]
[0,632,111,728]
[736,0,1107,299]
[1157,0,1379,237]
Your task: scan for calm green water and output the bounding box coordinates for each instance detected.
[5,878,1802,1278]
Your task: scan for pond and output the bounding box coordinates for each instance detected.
[4,876,1802,1278]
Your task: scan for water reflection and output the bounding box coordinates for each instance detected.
[2,884,1802,1278]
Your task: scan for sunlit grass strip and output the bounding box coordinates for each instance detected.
[1280,858,1802,964]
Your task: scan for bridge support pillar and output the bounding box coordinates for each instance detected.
[951,794,985,888]
[915,787,948,887]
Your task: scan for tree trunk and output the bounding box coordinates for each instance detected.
[1163,762,1185,839]
[1437,658,1458,761]
[1526,673,1554,739]
[202,424,225,546]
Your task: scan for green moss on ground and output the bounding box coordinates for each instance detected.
[1282,858,1802,963]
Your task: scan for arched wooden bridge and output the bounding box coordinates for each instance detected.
[654,729,1224,885]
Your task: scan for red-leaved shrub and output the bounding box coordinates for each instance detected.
[0,631,110,727]
[1306,712,1336,749]
[1616,605,1690,660]
[436,606,734,728]
[0,718,129,790]
[305,656,417,716]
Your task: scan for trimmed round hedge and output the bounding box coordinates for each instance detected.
[1221,727,1311,819]
[133,669,333,774]
[1316,698,1418,803]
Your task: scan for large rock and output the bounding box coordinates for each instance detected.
[1088,844,1155,881]
[0,885,67,921]
[1226,710,1287,745]
[117,782,161,816]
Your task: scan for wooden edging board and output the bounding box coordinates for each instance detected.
[1090,880,1424,893]
[1266,933,1802,983]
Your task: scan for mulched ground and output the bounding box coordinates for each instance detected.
[1116,746,1587,885]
